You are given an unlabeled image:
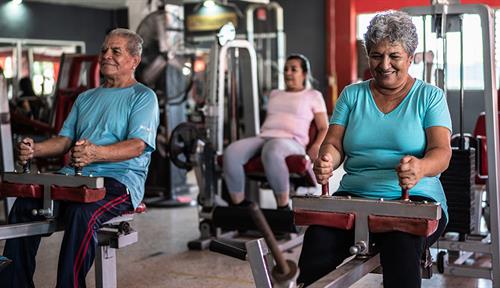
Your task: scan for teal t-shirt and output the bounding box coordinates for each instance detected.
[331,79,451,220]
[58,83,160,208]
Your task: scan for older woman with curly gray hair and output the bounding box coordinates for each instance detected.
[297,11,452,287]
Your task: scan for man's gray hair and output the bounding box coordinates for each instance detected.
[106,28,144,56]
[363,10,418,56]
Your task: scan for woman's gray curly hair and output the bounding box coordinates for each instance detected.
[363,10,418,56]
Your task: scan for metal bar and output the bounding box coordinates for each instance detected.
[432,240,492,254]
[444,265,492,279]
[247,234,304,259]
[404,5,500,285]
[271,2,286,90]
[206,41,219,147]
[14,41,22,100]
[478,5,500,286]
[95,246,117,288]
[0,221,58,240]
[249,203,290,275]
[453,251,475,265]
[0,38,85,51]
[422,15,427,82]
[112,231,138,249]
[217,40,260,154]
[246,238,273,288]
[294,196,440,255]
[0,71,15,216]
[309,254,380,288]
[246,2,285,90]
[459,14,465,148]
[246,5,257,45]
[293,196,441,219]
[441,4,448,96]
[2,172,104,188]
[277,234,303,252]
[42,182,54,217]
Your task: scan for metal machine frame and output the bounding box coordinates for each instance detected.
[186,36,261,249]
[206,39,260,154]
[244,195,441,287]
[404,4,500,284]
[0,172,139,288]
[246,1,286,91]
[0,73,15,213]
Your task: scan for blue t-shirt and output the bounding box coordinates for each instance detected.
[331,79,452,220]
[58,83,160,208]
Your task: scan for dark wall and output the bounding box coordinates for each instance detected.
[0,1,128,54]
[276,0,326,95]
[235,0,326,95]
[447,90,486,135]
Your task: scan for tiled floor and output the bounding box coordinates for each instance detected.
[0,168,494,287]
[0,203,494,287]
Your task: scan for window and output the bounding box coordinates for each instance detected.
[32,61,56,95]
[356,12,488,90]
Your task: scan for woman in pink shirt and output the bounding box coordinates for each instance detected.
[223,54,329,209]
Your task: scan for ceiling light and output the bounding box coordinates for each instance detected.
[203,1,216,9]
[11,0,23,5]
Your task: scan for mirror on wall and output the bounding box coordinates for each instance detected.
[0,38,85,102]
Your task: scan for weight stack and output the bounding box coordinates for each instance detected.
[439,148,476,235]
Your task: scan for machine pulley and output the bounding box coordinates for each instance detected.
[168,122,201,170]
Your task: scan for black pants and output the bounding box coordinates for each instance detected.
[297,196,447,288]
[0,178,133,288]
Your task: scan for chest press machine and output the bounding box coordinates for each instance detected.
[0,165,144,288]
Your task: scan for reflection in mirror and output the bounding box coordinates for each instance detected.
[0,38,84,101]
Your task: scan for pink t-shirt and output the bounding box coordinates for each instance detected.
[259,89,327,146]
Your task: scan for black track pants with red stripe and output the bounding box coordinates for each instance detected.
[0,177,133,288]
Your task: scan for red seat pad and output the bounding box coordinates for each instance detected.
[133,202,147,214]
[51,185,106,203]
[294,209,355,230]
[0,182,43,198]
[368,215,439,237]
[244,155,310,175]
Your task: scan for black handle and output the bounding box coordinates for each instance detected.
[209,239,247,261]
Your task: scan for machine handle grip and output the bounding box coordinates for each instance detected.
[402,189,409,201]
[248,202,290,276]
[321,183,329,196]
[23,160,31,174]
[75,166,83,176]
[209,239,247,261]
[22,141,32,174]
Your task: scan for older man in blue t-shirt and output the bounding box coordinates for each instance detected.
[0,28,159,287]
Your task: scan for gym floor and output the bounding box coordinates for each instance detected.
[0,171,494,287]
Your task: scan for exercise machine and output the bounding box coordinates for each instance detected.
[0,166,144,288]
[246,2,286,93]
[169,22,315,250]
[212,184,441,287]
[404,3,500,284]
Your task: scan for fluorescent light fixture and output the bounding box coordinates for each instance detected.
[203,0,216,8]
[12,0,23,5]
